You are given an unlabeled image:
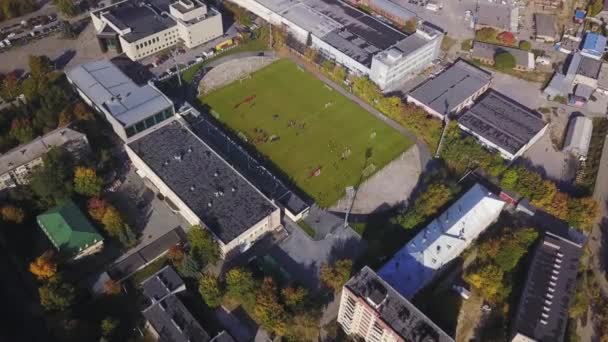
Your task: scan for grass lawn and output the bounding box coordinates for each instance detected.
[200,59,412,207]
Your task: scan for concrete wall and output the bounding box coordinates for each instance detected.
[179,12,224,48]
[121,26,180,61]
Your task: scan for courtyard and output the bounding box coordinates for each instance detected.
[200,59,413,207]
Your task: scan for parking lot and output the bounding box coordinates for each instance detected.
[391,0,477,39]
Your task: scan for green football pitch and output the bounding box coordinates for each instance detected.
[200,59,413,207]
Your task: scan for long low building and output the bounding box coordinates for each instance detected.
[91,0,223,61]
[563,115,593,160]
[229,0,442,90]
[472,41,535,71]
[457,90,548,161]
[378,183,505,299]
[338,266,453,342]
[0,127,89,191]
[511,231,584,342]
[406,59,492,119]
[126,119,281,258]
[66,60,176,141]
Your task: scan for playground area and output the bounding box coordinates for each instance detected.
[200,59,412,207]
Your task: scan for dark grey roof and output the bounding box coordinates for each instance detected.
[128,120,277,244]
[576,55,602,79]
[408,59,492,116]
[534,13,557,38]
[141,265,185,299]
[188,117,309,216]
[101,1,176,43]
[511,231,583,342]
[143,295,210,342]
[346,267,454,342]
[477,3,516,31]
[472,41,533,69]
[458,90,546,155]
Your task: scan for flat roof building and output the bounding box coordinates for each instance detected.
[66,60,175,141]
[457,90,548,161]
[511,231,584,342]
[476,3,519,32]
[472,41,535,71]
[563,115,593,160]
[338,266,453,342]
[378,184,505,298]
[91,0,223,61]
[0,127,89,191]
[406,59,492,119]
[229,0,441,90]
[345,0,415,25]
[543,52,600,100]
[126,119,281,258]
[37,200,104,260]
[534,13,557,42]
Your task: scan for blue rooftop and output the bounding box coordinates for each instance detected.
[575,10,586,20]
[582,32,607,58]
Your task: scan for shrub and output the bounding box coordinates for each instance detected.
[519,40,531,51]
[494,52,516,69]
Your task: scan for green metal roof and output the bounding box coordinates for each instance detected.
[37,199,104,257]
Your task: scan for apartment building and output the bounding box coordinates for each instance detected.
[338,266,453,342]
[0,127,89,191]
[229,0,441,90]
[91,0,223,61]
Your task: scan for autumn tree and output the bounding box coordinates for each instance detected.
[255,278,287,336]
[52,0,78,17]
[286,311,321,341]
[101,206,124,237]
[226,268,256,305]
[187,225,220,266]
[30,251,58,280]
[38,276,75,311]
[58,108,73,127]
[73,102,94,121]
[304,47,318,62]
[281,286,308,310]
[497,31,516,45]
[320,259,353,292]
[167,244,185,266]
[88,197,110,221]
[403,18,417,34]
[465,263,504,301]
[103,279,121,295]
[74,166,103,196]
[199,274,223,308]
[10,117,34,144]
[0,73,20,100]
[100,317,119,338]
[1,204,25,223]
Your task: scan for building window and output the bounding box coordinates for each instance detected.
[125,126,136,137]
[135,121,145,132]
[144,116,156,128]
[154,112,165,123]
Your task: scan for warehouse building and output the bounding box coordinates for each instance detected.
[457,90,548,161]
[378,184,505,299]
[228,0,442,90]
[66,60,175,141]
[472,41,535,71]
[91,0,223,61]
[338,266,453,342]
[126,119,281,258]
[563,115,593,160]
[476,3,519,32]
[406,59,492,119]
[511,231,584,342]
[534,13,557,42]
[0,127,89,191]
[345,0,415,25]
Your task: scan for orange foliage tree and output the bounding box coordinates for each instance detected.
[29,251,58,280]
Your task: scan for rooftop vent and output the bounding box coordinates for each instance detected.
[173,154,182,161]
[187,147,193,153]
[366,279,388,308]
[231,187,236,192]
[208,202,212,207]
[190,185,196,191]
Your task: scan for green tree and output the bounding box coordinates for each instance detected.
[100,317,118,337]
[403,18,417,34]
[0,73,20,100]
[53,0,78,16]
[74,166,103,196]
[198,274,223,308]
[494,52,516,69]
[319,259,353,292]
[255,278,287,336]
[29,147,74,205]
[38,276,75,311]
[9,117,34,144]
[519,40,531,51]
[101,206,124,237]
[187,225,220,266]
[475,27,498,42]
[226,268,256,305]
[493,228,538,271]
